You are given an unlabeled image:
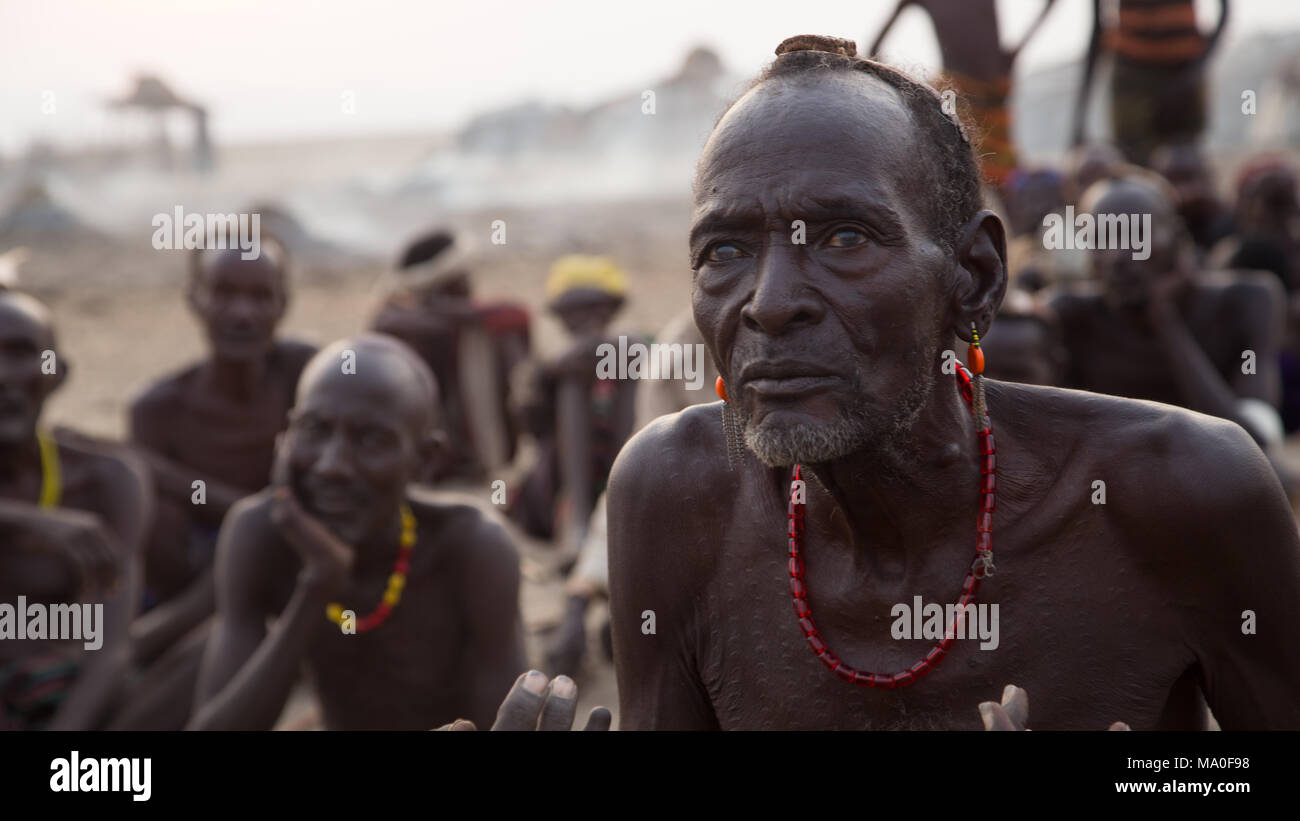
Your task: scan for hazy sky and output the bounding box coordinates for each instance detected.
[1,0,1295,152]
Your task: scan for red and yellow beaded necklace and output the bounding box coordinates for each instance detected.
[787,333,996,688]
[325,503,417,633]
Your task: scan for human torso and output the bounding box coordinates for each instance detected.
[668,391,1208,730]
[259,503,476,730]
[158,342,313,491]
[1057,285,1244,408]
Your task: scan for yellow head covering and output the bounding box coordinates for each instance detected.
[545,255,627,302]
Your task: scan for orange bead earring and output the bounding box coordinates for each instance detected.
[968,322,988,424]
[715,375,728,402]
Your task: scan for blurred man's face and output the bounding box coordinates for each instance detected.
[190,251,286,362]
[1154,147,1216,223]
[1241,171,1299,237]
[0,294,60,446]
[552,295,619,337]
[1084,182,1180,312]
[282,356,427,546]
[690,74,955,466]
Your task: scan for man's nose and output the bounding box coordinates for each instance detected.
[226,294,259,322]
[310,434,355,479]
[740,242,824,335]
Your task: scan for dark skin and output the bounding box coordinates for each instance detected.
[607,72,1300,730]
[550,292,636,553]
[112,251,313,729]
[0,291,151,730]
[1150,144,1233,253]
[1051,178,1284,450]
[128,249,313,673]
[190,336,525,730]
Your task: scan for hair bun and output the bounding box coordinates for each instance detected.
[775,35,857,58]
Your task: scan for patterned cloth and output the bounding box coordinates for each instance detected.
[0,650,79,730]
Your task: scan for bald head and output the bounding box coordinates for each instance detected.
[0,289,63,443]
[1081,172,1180,225]
[298,333,439,437]
[0,289,57,352]
[285,334,441,544]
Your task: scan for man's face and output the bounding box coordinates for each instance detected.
[690,75,953,467]
[281,364,425,545]
[1156,149,1215,221]
[1084,182,1180,311]
[190,252,286,362]
[0,295,59,446]
[552,294,618,337]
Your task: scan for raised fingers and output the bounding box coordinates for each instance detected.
[489,670,549,731]
[535,675,579,732]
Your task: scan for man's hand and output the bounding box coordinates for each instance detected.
[269,488,354,595]
[979,684,1131,731]
[437,671,612,731]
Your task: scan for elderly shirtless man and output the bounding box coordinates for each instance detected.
[605,36,1300,730]
[0,289,150,729]
[190,334,525,730]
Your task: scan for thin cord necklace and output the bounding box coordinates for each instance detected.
[787,357,996,688]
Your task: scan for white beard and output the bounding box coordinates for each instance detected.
[742,365,936,468]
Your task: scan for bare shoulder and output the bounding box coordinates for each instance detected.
[406,487,519,581]
[51,429,151,538]
[1200,268,1283,304]
[55,429,149,490]
[991,381,1288,552]
[609,402,727,514]
[607,402,729,570]
[127,363,199,420]
[271,338,319,382]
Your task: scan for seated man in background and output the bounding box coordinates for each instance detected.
[1051,169,1292,478]
[0,288,150,729]
[546,305,716,677]
[122,242,315,728]
[509,255,638,554]
[1150,142,1234,257]
[370,229,529,484]
[979,290,1066,387]
[191,335,525,730]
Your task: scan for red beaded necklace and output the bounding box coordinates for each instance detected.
[787,364,996,688]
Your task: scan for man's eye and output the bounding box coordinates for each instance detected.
[706,243,745,263]
[826,228,869,248]
[296,418,327,438]
[359,429,396,448]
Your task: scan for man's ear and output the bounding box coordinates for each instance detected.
[416,430,449,483]
[952,209,1008,342]
[45,353,70,395]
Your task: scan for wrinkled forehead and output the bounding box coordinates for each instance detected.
[197,248,285,289]
[297,343,435,434]
[1084,178,1175,220]
[694,73,919,215]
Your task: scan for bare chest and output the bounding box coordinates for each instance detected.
[693,491,1200,730]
